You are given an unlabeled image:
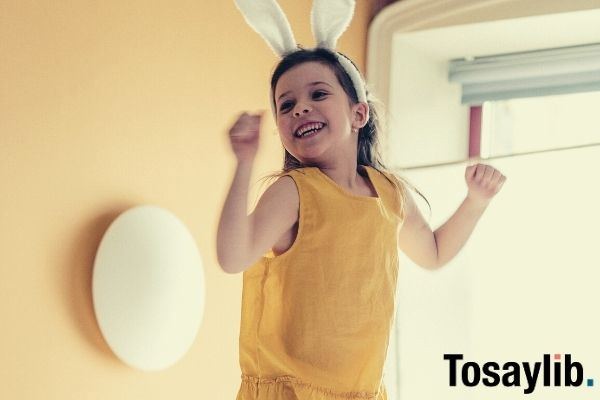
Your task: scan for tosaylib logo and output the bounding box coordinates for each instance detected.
[444,353,595,394]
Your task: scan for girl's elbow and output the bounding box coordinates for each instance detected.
[419,263,440,271]
[218,259,242,274]
[217,252,253,274]
[216,250,241,274]
[418,256,443,270]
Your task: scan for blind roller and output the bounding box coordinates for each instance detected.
[448,43,600,105]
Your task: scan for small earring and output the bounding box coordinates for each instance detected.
[352,128,358,134]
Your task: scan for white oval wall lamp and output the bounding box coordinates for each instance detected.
[92,205,205,371]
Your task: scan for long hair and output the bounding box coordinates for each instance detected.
[258,47,431,218]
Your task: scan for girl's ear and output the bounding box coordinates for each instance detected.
[351,102,370,129]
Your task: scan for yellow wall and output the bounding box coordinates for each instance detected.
[0,1,374,398]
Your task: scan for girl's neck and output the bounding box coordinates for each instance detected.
[316,161,364,191]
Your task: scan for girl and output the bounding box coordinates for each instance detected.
[217,48,505,400]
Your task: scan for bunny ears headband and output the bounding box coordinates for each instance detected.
[234,0,368,114]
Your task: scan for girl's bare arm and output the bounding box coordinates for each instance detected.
[216,161,299,274]
[398,190,488,269]
[397,189,440,269]
[398,164,506,269]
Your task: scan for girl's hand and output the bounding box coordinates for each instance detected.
[465,163,507,207]
[228,111,263,164]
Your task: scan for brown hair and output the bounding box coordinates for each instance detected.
[258,47,431,218]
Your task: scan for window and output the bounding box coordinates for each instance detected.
[481,91,600,158]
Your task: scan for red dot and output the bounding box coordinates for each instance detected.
[554,353,561,360]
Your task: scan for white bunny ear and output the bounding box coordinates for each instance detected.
[311,0,355,49]
[234,0,297,57]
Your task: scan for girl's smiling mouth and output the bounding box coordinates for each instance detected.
[294,122,326,138]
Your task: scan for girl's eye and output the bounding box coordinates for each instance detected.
[279,101,293,113]
[278,91,327,113]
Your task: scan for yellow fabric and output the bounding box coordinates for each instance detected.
[236,165,405,400]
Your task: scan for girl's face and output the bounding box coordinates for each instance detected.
[273,61,367,166]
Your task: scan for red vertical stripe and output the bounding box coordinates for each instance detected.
[469,105,482,158]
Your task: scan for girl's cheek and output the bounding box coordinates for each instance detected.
[278,120,290,134]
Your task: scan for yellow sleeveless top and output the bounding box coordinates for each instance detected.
[236,165,405,400]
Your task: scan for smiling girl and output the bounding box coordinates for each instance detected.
[217,46,505,400]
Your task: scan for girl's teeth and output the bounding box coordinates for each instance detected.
[300,127,319,137]
[296,123,324,137]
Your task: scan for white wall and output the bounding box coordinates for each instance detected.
[387,39,469,169]
[388,145,600,399]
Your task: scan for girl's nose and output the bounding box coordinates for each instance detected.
[293,104,312,117]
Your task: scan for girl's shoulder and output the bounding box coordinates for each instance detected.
[369,166,409,219]
[370,167,407,193]
[268,167,321,186]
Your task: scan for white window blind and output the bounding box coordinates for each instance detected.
[448,42,600,105]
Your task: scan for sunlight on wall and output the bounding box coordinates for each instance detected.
[385,145,600,399]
